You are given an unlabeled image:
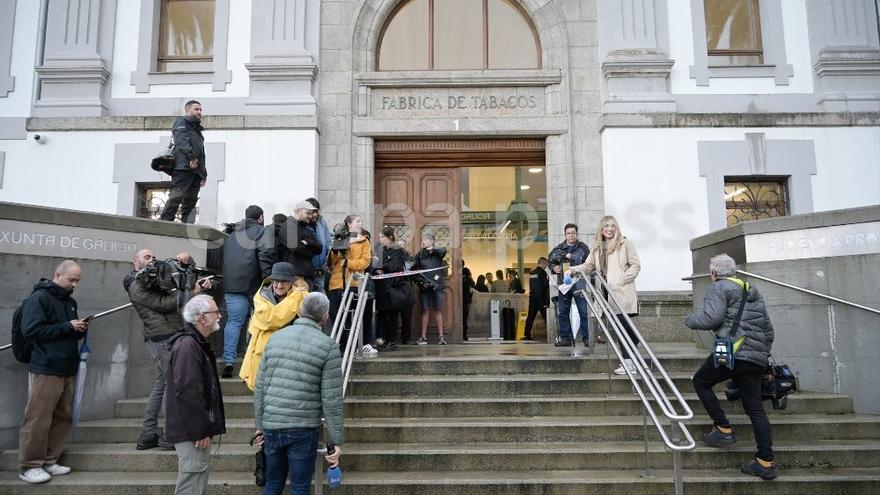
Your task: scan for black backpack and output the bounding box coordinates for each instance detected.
[11,302,32,364]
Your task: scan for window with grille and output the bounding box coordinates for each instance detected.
[137,183,199,222]
[704,0,763,66]
[158,0,215,72]
[724,177,788,226]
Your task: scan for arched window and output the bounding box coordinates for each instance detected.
[378,0,540,71]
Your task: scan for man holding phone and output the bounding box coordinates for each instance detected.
[124,250,212,451]
[17,260,88,484]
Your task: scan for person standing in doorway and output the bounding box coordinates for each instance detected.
[523,257,550,341]
[461,265,475,340]
[490,270,508,293]
[160,100,207,224]
[17,260,88,484]
[549,223,591,347]
[413,233,447,345]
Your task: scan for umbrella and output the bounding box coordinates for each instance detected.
[70,335,90,441]
[69,302,133,440]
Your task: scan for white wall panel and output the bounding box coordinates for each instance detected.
[0,0,40,116]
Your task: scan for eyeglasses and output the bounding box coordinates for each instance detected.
[200,310,221,316]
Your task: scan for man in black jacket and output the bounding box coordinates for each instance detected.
[548,223,591,347]
[160,100,207,223]
[166,294,226,494]
[524,257,550,341]
[413,233,447,345]
[221,205,274,377]
[17,260,89,484]
[278,201,322,290]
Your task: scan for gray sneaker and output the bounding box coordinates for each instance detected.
[438,336,447,345]
[416,337,428,345]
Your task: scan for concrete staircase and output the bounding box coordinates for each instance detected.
[3,342,880,493]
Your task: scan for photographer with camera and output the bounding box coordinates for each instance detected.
[278,201,323,290]
[412,233,447,346]
[123,249,212,451]
[327,215,372,349]
[685,254,776,480]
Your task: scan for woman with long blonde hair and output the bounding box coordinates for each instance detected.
[568,215,641,375]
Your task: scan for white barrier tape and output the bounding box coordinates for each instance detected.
[370,266,445,280]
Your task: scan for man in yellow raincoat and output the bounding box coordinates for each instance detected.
[240,262,306,390]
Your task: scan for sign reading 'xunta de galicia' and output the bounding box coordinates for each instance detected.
[371,87,545,117]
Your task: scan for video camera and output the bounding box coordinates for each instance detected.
[330,223,354,253]
[724,363,798,410]
[137,257,221,294]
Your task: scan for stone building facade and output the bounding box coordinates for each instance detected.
[1,0,879,295]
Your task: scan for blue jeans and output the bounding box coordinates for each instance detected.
[223,293,250,365]
[263,428,319,495]
[557,290,589,342]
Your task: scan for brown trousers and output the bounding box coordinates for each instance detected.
[18,373,75,470]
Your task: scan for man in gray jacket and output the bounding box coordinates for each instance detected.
[686,254,776,480]
[253,292,343,494]
[124,249,210,450]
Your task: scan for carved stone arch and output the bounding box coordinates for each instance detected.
[350,0,572,73]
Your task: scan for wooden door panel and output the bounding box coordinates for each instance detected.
[421,173,454,217]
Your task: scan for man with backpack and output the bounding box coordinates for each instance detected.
[159,99,207,223]
[15,260,89,484]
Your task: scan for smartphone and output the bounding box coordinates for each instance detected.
[326,443,336,455]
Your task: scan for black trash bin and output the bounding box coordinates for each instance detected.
[501,299,516,341]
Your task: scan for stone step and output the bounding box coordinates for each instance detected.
[347,373,697,397]
[4,440,879,473]
[2,468,880,494]
[113,393,854,419]
[65,414,880,445]
[349,352,706,376]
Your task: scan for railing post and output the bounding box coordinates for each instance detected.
[672,420,684,495]
[640,402,653,479]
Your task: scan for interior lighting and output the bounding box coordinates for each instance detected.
[528,168,543,173]
[520,185,530,190]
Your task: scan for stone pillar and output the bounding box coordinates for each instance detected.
[807,0,880,111]
[0,0,15,98]
[245,0,318,114]
[599,0,675,112]
[33,0,117,116]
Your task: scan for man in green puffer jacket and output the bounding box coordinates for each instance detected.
[253,292,344,494]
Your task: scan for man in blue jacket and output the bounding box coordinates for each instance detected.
[17,260,89,484]
[306,197,330,294]
[160,100,207,223]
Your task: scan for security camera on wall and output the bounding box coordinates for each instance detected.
[33,134,47,145]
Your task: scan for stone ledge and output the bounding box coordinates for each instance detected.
[689,205,880,251]
[0,201,225,241]
[27,115,318,131]
[600,112,880,129]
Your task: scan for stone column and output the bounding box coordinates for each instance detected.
[598,0,675,112]
[245,0,318,114]
[33,0,117,116]
[807,0,880,111]
[0,0,16,98]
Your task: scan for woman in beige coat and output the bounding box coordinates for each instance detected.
[568,215,641,375]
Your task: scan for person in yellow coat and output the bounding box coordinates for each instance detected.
[239,262,306,391]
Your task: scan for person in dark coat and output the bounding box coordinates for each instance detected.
[474,275,489,293]
[160,100,207,223]
[508,271,525,294]
[374,227,413,350]
[686,254,777,480]
[166,294,226,494]
[220,205,274,377]
[461,265,475,340]
[412,233,447,345]
[548,223,591,347]
[278,201,322,290]
[524,257,550,341]
[17,260,88,484]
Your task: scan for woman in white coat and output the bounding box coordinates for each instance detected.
[568,215,641,375]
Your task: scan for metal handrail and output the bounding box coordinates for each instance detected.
[683,270,880,316]
[575,271,694,495]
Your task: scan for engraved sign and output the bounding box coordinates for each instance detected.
[0,219,209,264]
[371,87,545,117]
[745,221,880,263]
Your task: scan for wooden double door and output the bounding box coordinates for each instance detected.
[374,167,462,342]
